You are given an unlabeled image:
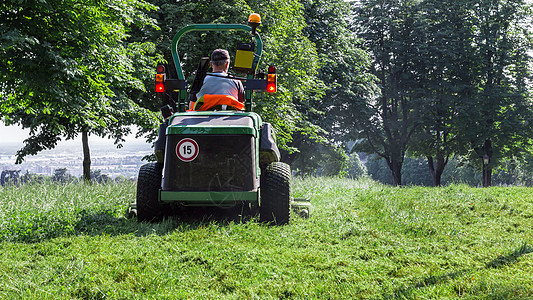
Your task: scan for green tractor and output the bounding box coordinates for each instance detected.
[136,14,307,224]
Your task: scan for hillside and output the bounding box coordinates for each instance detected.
[0,178,532,298]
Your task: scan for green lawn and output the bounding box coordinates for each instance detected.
[0,178,532,299]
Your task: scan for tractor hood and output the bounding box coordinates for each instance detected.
[167,111,262,137]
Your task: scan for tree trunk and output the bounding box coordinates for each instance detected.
[427,155,449,187]
[483,165,492,187]
[482,139,492,187]
[488,166,492,186]
[389,160,402,186]
[82,129,91,182]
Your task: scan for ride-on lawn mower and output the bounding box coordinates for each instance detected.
[134,14,310,224]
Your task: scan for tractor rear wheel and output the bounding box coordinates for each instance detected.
[137,163,164,222]
[260,162,291,225]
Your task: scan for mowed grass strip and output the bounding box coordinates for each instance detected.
[0,178,532,299]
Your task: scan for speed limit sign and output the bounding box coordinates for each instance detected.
[176,138,199,162]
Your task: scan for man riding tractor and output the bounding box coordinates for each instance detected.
[188,49,245,111]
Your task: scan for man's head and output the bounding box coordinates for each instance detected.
[210,49,230,72]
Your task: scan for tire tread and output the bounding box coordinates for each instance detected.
[260,162,291,225]
[136,163,163,222]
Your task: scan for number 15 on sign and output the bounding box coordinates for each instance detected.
[176,138,199,162]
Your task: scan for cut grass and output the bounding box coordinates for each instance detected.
[0,178,532,299]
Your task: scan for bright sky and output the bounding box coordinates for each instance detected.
[0,122,147,154]
[0,123,28,144]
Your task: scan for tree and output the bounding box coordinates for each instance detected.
[345,153,367,179]
[301,0,377,142]
[284,137,349,177]
[458,0,533,186]
[0,170,20,186]
[365,155,394,185]
[90,169,111,184]
[276,0,377,176]
[401,157,433,186]
[403,0,474,186]
[409,0,533,187]
[52,168,76,183]
[0,0,160,181]
[440,157,481,186]
[352,0,425,186]
[20,171,49,185]
[250,0,325,148]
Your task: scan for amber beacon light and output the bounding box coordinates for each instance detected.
[248,13,261,35]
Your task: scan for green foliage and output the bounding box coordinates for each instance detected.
[318,145,349,177]
[0,170,20,186]
[137,0,324,149]
[282,0,376,174]
[2,0,531,188]
[282,133,349,177]
[0,179,532,298]
[366,155,483,186]
[403,0,474,186]
[302,0,377,143]
[440,157,482,186]
[345,152,367,179]
[0,0,160,163]
[251,0,325,148]
[401,158,433,186]
[366,155,394,185]
[90,169,112,184]
[353,0,533,186]
[20,171,50,185]
[352,0,426,186]
[489,155,533,187]
[457,0,533,163]
[52,168,77,184]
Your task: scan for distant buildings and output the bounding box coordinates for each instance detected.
[0,141,152,179]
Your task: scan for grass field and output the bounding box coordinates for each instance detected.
[0,178,532,299]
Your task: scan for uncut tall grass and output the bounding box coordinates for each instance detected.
[0,182,136,242]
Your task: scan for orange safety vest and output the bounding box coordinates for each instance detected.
[190,94,244,111]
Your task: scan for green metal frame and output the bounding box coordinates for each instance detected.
[170,24,263,112]
[160,190,259,206]
[167,126,255,136]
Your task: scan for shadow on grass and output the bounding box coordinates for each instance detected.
[3,203,266,243]
[486,243,533,269]
[388,243,533,299]
[74,204,256,238]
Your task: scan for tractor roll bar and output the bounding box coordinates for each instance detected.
[170,24,263,112]
[171,24,263,80]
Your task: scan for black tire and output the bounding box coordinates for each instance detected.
[136,163,164,222]
[260,162,291,225]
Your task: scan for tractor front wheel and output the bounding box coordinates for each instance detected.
[260,162,291,225]
[137,163,164,222]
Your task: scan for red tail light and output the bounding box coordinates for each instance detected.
[267,66,276,93]
[155,64,166,93]
[155,82,165,93]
